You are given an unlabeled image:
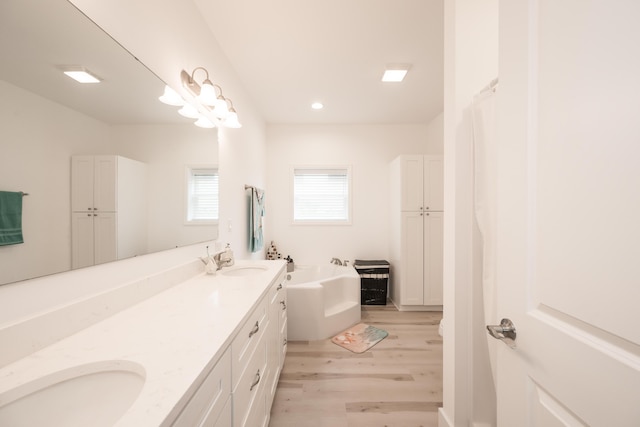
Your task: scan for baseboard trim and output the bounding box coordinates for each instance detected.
[438,408,453,427]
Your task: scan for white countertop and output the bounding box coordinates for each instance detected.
[0,259,286,427]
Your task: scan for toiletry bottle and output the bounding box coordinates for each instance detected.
[224,243,235,266]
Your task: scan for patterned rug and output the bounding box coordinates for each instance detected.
[331,323,388,353]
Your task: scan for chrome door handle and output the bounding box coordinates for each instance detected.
[486,318,516,348]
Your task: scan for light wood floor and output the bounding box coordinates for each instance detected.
[269,304,443,427]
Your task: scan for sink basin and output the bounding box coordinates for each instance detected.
[221,265,268,276]
[0,360,145,427]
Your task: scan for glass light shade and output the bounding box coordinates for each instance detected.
[178,103,200,119]
[197,79,217,106]
[194,115,216,128]
[224,110,241,128]
[159,85,184,106]
[213,96,229,119]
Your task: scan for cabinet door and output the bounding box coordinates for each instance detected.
[400,155,424,211]
[93,212,117,265]
[423,211,444,305]
[266,282,281,407]
[71,212,95,269]
[93,155,117,212]
[423,156,444,212]
[71,156,95,212]
[278,284,287,368]
[400,211,424,305]
[206,396,231,427]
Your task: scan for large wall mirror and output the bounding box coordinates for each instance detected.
[0,0,219,285]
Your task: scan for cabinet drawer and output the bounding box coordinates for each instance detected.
[231,299,268,388]
[172,348,231,427]
[233,336,268,427]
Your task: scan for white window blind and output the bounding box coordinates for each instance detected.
[186,167,218,223]
[293,167,350,223]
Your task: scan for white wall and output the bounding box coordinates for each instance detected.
[441,1,498,426]
[0,81,112,284]
[265,118,442,265]
[112,124,218,252]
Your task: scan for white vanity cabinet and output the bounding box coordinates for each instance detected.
[232,298,269,427]
[231,270,288,427]
[171,266,287,427]
[171,349,232,427]
[71,155,147,269]
[266,273,288,410]
[390,155,444,309]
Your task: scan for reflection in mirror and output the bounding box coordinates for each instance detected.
[0,0,219,285]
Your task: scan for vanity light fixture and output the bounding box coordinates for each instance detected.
[178,103,200,119]
[158,85,184,106]
[61,66,101,83]
[223,100,241,128]
[381,64,411,82]
[194,115,216,128]
[158,67,241,129]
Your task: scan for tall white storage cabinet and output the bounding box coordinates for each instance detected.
[389,155,444,310]
[71,155,147,269]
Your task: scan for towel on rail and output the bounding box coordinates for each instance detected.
[0,191,24,246]
[249,187,265,252]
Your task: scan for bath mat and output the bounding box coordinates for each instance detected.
[331,323,388,353]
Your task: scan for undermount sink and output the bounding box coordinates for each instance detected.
[0,360,145,427]
[221,265,269,276]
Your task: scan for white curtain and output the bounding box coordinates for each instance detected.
[471,81,498,384]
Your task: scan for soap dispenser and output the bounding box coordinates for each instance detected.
[224,243,235,266]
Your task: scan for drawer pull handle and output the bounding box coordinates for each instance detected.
[280,300,287,310]
[249,321,259,338]
[277,283,283,291]
[250,369,261,391]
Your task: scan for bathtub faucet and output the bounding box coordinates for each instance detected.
[330,258,343,266]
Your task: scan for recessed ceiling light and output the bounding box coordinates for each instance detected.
[382,65,411,82]
[60,67,101,83]
[311,102,324,110]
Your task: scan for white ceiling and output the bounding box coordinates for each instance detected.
[0,0,184,125]
[1,0,443,127]
[193,0,444,125]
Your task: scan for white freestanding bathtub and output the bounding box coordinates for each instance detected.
[285,264,361,341]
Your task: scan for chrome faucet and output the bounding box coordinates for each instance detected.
[214,251,233,270]
[330,258,343,266]
[213,244,235,270]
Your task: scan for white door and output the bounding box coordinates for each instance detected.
[423,211,443,305]
[494,1,640,425]
[400,155,424,212]
[71,212,94,269]
[93,212,117,265]
[401,211,424,305]
[71,156,94,212]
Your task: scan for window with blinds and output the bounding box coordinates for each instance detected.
[293,167,351,224]
[186,167,218,224]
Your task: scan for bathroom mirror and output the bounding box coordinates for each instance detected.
[0,0,219,285]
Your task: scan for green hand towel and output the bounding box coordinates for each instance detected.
[0,191,24,246]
